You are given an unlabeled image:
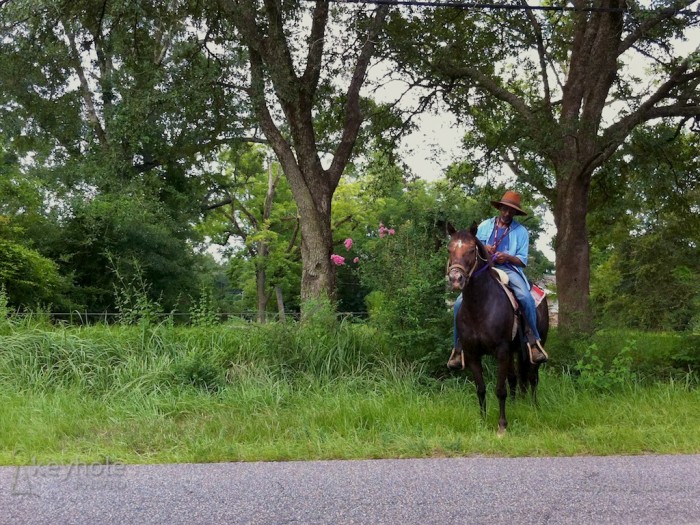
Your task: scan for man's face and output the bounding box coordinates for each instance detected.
[498,205,516,225]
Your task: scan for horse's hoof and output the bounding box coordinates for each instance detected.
[497,427,507,437]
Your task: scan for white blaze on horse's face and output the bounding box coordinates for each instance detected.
[447,235,476,291]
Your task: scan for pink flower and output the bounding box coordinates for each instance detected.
[353,257,359,264]
[344,238,353,251]
[330,254,345,266]
[379,223,392,238]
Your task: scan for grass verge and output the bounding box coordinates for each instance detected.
[0,320,698,465]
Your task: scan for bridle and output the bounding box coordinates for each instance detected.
[447,244,491,288]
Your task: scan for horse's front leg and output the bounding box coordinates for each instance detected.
[496,345,511,435]
[467,357,487,419]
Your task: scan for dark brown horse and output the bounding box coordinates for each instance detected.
[446,223,548,434]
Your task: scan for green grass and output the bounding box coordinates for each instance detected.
[0,318,698,465]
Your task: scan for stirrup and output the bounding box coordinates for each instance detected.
[447,347,465,370]
[527,341,549,365]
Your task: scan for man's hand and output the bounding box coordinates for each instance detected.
[494,252,523,266]
[493,251,509,264]
[485,244,496,255]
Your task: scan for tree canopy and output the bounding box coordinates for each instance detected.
[0,0,697,335]
[383,0,700,332]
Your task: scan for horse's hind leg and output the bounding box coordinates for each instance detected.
[507,352,517,400]
[496,347,510,435]
[467,359,487,419]
[528,364,541,405]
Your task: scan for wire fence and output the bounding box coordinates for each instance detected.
[4,311,371,326]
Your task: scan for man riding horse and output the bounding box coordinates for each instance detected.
[447,190,548,369]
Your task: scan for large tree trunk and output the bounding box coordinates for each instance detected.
[284,164,336,303]
[299,210,335,303]
[553,170,593,334]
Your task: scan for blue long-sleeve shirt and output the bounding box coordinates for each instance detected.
[476,217,530,286]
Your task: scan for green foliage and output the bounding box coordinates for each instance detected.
[48,191,201,313]
[0,285,11,330]
[172,351,223,392]
[0,226,66,309]
[111,258,166,327]
[0,2,238,313]
[356,205,452,365]
[202,146,301,316]
[589,126,700,331]
[547,328,700,381]
[190,286,220,328]
[574,342,637,393]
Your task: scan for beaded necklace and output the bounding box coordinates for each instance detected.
[492,220,511,250]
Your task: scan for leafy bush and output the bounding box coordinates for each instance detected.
[111,257,167,326]
[190,286,219,328]
[574,342,637,392]
[547,329,700,382]
[357,219,452,369]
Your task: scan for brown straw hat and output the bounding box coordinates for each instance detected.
[490,191,527,216]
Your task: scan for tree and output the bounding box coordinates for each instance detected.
[589,124,700,330]
[0,0,247,311]
[0,147,66,308]
[385,0,700,333]
[214,0,390,306]
[202,145,301,321]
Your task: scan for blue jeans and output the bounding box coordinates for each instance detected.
[453,266,540,348]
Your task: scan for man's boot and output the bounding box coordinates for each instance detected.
[526,333,548,364]
[529,341,548,364]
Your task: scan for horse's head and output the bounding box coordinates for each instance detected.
[446,222,487,290]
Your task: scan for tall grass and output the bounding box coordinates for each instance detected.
[0,312,698,465]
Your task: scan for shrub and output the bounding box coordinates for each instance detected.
[574,342,637,392]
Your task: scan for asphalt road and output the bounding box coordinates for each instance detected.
[1,455,699,525]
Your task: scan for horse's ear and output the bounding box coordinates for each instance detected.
[469,222,478,236]
[446,222,457,236]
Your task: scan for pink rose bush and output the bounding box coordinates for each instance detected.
[378,223,396,238]
[333,224,396,267]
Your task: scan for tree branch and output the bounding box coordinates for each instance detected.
[62,21,109,147]
[519,0,552,112]
[603,59,700,146]
[329,5,389,187]
[618,0,698,56]
[301,0,329,94]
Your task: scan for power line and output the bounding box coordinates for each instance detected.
[319,0,700,16]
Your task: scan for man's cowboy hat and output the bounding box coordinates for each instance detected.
[491,190,527,216]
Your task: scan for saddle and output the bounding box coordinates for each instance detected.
[491,268,519,311]
[492,269,548,361]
